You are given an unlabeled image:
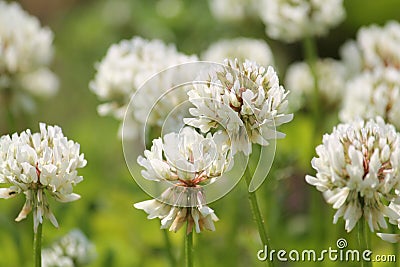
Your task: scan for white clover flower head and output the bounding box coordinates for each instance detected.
[89,36,198,139]
[208,0,257,21]
[134,186,219,233]
[0,1,54,74]
[202,38,274,67]
[42,229,96,267]
[134,127,231,233]
[0,123,87,232]
[0,1,58,103]
[340,67,400,130]
[259,0,345,43]
[137,127,232,186]
[341,21,400,72]
[306,117,400,232]
[285,58,347,111]
[184,58,293,155]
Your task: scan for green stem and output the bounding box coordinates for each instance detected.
[3,88,15,133]
[34,222,43,267]
[185,226,193,267]
[244,166,274,267]
[393,242,399,267]
[302,36,319,122]
[390,224,399,267]
[358,220,372,267]
[162,229,177,267]
[302,36,326,247]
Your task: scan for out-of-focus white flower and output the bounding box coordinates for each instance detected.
[340,67,400,130]
[134,186,219,233]
[18,68,59,98]
[135,127,230,233]
[90,37,198,139]
[202,38,274,67]
[208,0,257,21]
[0,1,53,74]
[306,117,400,232]
[259,0,345,43]
[184,59,293,155]
[42,229,96,267]
[285,58,347,111]
[340,21,400,72]
[0,1,58,101]
[0,123,87,232]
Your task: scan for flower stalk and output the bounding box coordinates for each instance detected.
[185,223,194,267]
[302,36,320,125]
[358,220,372,267]
[302,36,326,243]
[163,229,177,267]
[244,166,274,267]
[34,222,42,267]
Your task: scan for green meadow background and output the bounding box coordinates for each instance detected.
[1,0,400,266]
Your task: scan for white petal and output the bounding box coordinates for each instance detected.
[0,188,18,199]
[377,233,400,243]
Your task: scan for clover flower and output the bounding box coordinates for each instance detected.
[259,0,345,43]
[0,1,58,108]
[134,127,231,233]
[285,58,347,111]
[0,123,87,232]
[184,59,293,155]
[135,186,219,233]
[306,117,400,232]
[89,36,198,139]
[340,21,400,74]
[339,67,400,130]
[202,37,274,67]
[208,0,257,21]
[42,229,96,267]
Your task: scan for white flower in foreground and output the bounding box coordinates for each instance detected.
[0,123,87,232]
[0,1,58,100]
[306,117,400,232]
[135,186,219,233]
[208,0,257,21]
[137,127,231,184]
[340,21,400,72]
[42,229,96,267]
[135,127,231,233]
[184,59,293,155]
[340,67,400,130]
[202,38,274,67]
[285,58,347,111]
[89,36,198,139]
[259,0,345,42]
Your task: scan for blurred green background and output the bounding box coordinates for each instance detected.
[1,0,400,266]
